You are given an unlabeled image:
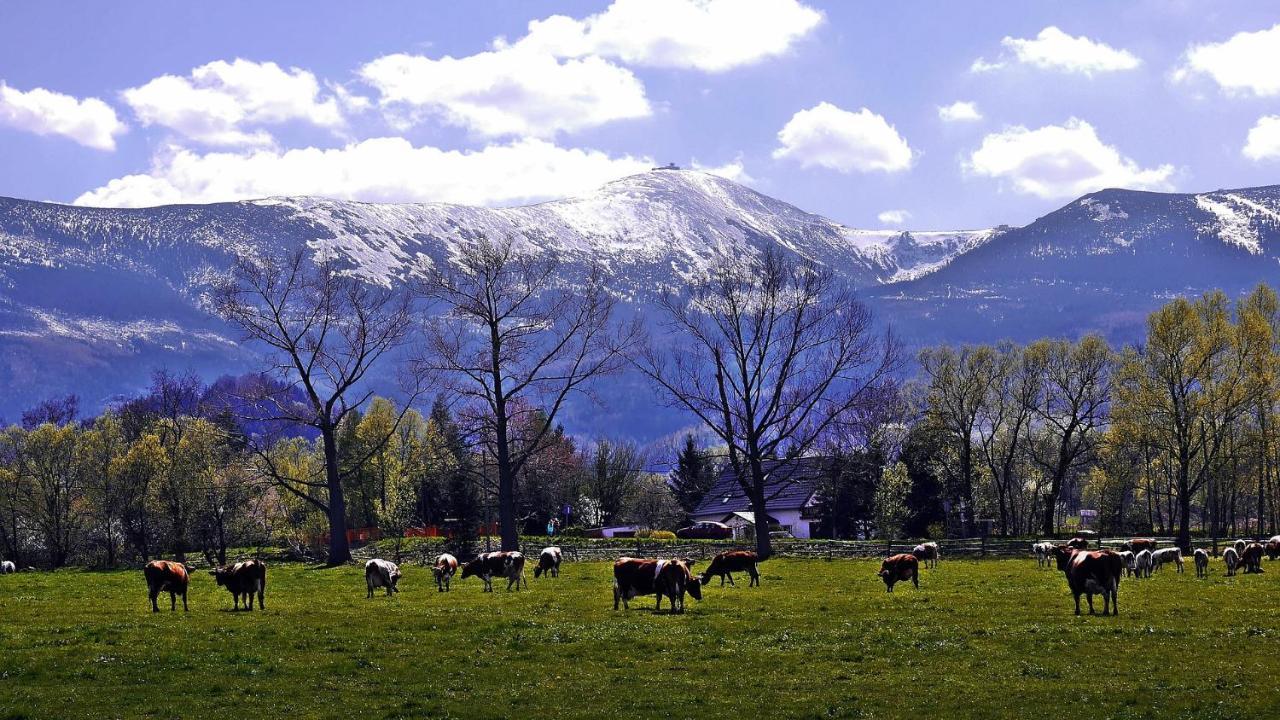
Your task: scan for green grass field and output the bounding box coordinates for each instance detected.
[1,557,1277,719]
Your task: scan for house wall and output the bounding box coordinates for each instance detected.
[693,510,812,539]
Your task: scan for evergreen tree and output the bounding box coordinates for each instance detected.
[670,434,716,518]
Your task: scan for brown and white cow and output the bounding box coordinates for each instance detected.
[1122,538,1156,555]
[1223,546,1241,576]
[210,558,267,611]
[433,553,458,592]
[1052,546,1122,616]
[1266,536,1280,562]
[460,551,527,592]
[534,546,562,579]
[912,542,940,570]
[1240,542,1265,574]
[143,560,189,612]
[613,557,702,613]
[1193,548,1209,578]
[878,553,919,592]
[700,550,760,587]
[1066,537,1091,550]
[365,558,402,598]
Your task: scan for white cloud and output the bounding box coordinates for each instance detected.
[0,82,125,150]
[73,137,653,207]
[938,101,982,123]
[691,156,753,183]
[122,59,344,147]
[973,26,1140,76]
[966,118,1175,199]
[514,0,822,73]
[359,49,650,138]
[1244,115,1280,161]
[1173,23,1280,97]
[877,209,911,225]
[772,102,913,173]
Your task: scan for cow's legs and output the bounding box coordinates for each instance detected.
[749,566,760,586]
[912,569,919,589]
[1073,593,1081,616]
[726,573,735,586]
[169,591,177,611]
[1086,593,1096,615]
[149,586,160,612]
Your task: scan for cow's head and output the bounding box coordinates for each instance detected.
[459,558,482,580]
[685,575,702,601]
[1051,545,1075,571]
[210,567,227,586]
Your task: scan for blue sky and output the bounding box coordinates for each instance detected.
[0,1,1278,230]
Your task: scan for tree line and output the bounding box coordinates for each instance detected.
[1,237,1276,566]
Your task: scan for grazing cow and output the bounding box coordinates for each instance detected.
[1032,542,1055,569]
[1122,538,1156,555]
[700,550,761,587]
[1223,546,1240,576]
[612,557,702,613]
[1240,543,1265,574]
[1116,550,1136,577]
[534,547,563,579]
[210,558,267,611]
[1067,537,1090,550]
[878,553,919,592]
[1234,539,1248,556]
[365,559,402,598]
[1193,548,1209,578]
[1151,547,1184,574]
[432,553,458,592]
[1134,549,1153,579]
[143,560,189,612]
[460,551,528,592]
[1052,546,1122,616]
[1266,536,1280,562]
[912,542,940,570]
[0,560,14,574]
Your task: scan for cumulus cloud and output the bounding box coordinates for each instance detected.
[938,101,982,123]
[72,137,653,208]
[514,0,823,72]
[122,59,344,147]
[877,209,911,225]
[359,49,650,138]
[1173,23,1280,97]
[772,102,913,173]
[966,118,1175,198]
[972,26,1140,76]
[1244,115,1280,161]
[691,156,753,183]
[0,82,126,150]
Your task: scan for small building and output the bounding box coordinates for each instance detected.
[690,458,824,539]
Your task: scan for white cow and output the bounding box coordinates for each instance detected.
[1116,550,1136,577]
[0,560,14,574]
[912,542,939,570]
[1193,548,1209,578]
[1223,546,1240,577]
[1134,549,1153,578]
[1032,541,1055,569]
[535,546,563,578]
[365,559,402,598]
[1152,547,1184,573]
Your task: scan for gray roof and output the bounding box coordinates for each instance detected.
[692,457,824,517]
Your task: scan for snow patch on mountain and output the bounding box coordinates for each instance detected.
[1194,192,1280,256]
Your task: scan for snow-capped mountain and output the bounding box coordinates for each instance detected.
[1,170,1278,437]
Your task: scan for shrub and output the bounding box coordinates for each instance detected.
[647,530,676,540]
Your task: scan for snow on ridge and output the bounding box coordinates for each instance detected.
[1193,192,1280,256]
[1080,197,1129,222]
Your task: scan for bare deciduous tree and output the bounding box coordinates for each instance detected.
[639,249,899,558]
[417,237,637,551]
[215,250,417,564]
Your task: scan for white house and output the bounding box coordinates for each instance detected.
[690,458,824,539]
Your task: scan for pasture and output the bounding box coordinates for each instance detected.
[1,557,1278,719]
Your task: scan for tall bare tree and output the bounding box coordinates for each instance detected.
[215,250,416,564]
[919,344,998,535]
[417,237,636,551]
[639,249,898,558]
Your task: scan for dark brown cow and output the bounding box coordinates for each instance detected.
[1265,537,1280,562]
[878,553,919,592]
[1066,537,1091,550]
[210,558,267,611]
[1052,546,1122,616]
[1123,538,1157,555]
[700,550,760,587]
[460,551,527,591]
[143,560,189,612]
[613,557,702,613]
[1240,542,1265,574]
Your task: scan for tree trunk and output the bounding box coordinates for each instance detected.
[749,458,773,560]
[323,426,352,565]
